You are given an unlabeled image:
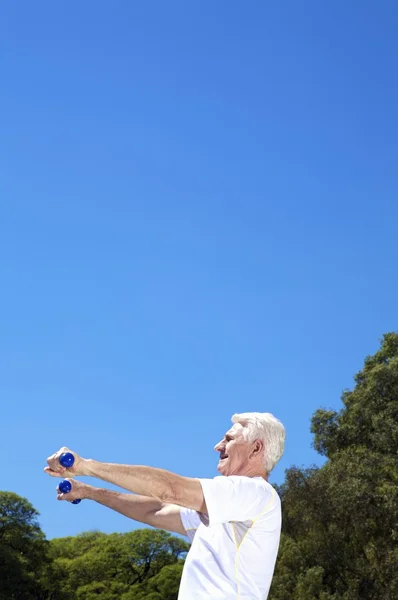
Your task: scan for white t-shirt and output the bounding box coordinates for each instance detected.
[178,476,281,600]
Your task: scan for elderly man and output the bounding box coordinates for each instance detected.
[45,411,285,600]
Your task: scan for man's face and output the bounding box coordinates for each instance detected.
[214,423,252,476]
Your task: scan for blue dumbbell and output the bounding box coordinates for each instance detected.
[58,479,81,504]
[58,453,81,504]
[59,452,75,468]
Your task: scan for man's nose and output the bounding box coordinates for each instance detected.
[214,440,223,452]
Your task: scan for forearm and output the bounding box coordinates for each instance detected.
[88,486,164,525]
[83,461,183,504]
[46,448,205,514]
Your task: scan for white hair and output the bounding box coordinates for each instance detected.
[232,412,285,472]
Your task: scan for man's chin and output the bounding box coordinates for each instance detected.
[217,461,228,475]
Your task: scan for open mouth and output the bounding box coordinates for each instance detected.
[219,453,228,461]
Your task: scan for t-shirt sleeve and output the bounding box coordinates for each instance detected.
[199,476,275,526]
[179,507,202,542]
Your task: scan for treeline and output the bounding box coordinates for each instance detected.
[1,333,397,600]
[0,505,188,600]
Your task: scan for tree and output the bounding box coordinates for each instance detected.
[270,333,398,600]
[0,491,188,600]
[49,528,189,600]
[0,492,52,600]
[122,563,184,600]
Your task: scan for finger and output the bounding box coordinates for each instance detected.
[44,467,61,476]
[45,465,66,473]
[46,457,60,465]
[48,461,65,471]
[46,449,69,471]
[58,492,76,503]
[46,464,65,474]
[44,466,66,477]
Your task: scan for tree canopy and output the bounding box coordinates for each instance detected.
[0,492,51,600]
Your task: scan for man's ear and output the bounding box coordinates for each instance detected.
[250,439,264,459]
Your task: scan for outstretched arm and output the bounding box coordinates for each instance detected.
[45,447,207,514]
[54,479,186,535]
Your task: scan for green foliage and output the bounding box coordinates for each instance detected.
[0,492,188,600]
[312,332,398,459]
[122,564,184,600]
[48,527,189,600]
[0,492,52,600]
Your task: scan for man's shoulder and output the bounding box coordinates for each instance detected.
[218,476,281,503]
[221,475,278,490]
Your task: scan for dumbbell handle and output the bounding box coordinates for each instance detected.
[58,479,81,504]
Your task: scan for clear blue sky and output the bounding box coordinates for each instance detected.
[1,1,397,540]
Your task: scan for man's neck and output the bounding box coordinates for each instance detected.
[237,466,268,480]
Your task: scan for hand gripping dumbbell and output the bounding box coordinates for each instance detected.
[58,452,81,504]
